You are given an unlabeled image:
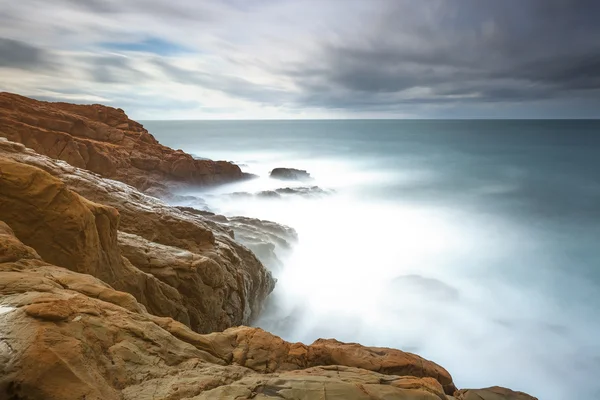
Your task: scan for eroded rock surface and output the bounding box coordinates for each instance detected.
[177,207,297,272]
[0,92,243,193]
[0,138,274,333]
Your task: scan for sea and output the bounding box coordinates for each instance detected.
[144,119,600,400]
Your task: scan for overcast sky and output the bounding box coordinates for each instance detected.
[1,0,599,119]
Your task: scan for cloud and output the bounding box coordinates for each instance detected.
[0,0,599,118]
[0,38,51,69]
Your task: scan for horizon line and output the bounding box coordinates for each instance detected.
[138,117,600,122]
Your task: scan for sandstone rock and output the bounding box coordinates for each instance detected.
[0,138,274,333]
[270,167,312,181]
[179,208,298,272]
[0,92,243,193]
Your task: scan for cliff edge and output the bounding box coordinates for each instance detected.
[0,92,243,193]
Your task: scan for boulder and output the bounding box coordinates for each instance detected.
[269,167,312,181]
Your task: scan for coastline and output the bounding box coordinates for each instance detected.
[0,93,537,399]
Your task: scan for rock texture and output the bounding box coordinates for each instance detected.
[0,138,274,333]
[0,92,244,193]
[178,208,298,271]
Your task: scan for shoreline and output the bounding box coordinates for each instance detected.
[0,93,537,399]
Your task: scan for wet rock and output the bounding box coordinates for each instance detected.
[223,186,332,200]
[180,209,298,272]
[257,190,282,199]
[275,185,333,197]
[270,167,312,181]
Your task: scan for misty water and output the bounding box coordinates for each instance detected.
[145,119,600,400]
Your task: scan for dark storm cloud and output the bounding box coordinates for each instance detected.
[2,0,600,117]
[282,0,600,112]
[0,38,51,69]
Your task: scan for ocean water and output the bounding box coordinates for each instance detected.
[144,119,600,400]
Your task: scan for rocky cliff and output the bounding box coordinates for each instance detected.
[0,92,244,194]
[0,95,537,399]
[0,138,273,333]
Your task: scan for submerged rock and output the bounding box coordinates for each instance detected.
[223,186,332,200]
[275,185,333,197]
[270,167,312,181]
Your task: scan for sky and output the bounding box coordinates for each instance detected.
[1,0,599,119]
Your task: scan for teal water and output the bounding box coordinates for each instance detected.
[145,120,600,400]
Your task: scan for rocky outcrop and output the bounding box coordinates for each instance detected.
[270,167,312,181]
[0,92,244,193]
[0,138,274,333]
[178,208,298,271]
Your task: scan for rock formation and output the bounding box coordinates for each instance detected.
[0,92,244,194]
[269,167,312,181]
[0,138,274,333]
[181,209,298,271]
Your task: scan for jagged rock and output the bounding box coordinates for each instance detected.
[177,207,298,272]
[0,138,274,333]
[270,167,312,181]
[0,92,244,193]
